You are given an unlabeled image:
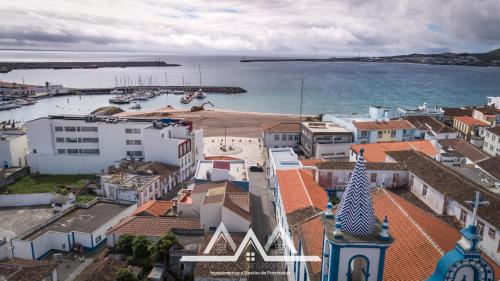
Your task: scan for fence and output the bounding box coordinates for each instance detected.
[0,193,55,207]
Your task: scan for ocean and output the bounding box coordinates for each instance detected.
[1,50,500,123]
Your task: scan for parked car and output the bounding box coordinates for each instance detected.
[249,165,264,172]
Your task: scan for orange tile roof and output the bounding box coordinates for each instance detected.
[132,200,173,217]
[454,116,489,126]
[108,216,200,237]
[276,169,327,214]
[297,189,499,281]
[351,140,438,162]
[353,120,415,131]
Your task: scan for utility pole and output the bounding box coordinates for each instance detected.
[299,79,304,121]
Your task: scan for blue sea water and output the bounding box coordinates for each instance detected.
[1,50,500,123]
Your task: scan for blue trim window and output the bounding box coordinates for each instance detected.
[346,255,370,281]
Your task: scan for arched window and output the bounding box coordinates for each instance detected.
[347,255,370,281]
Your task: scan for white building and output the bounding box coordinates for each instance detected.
[352,120,416,144]
[0,132,28,168]
[299,121,353,159]
[176,181,250,232]
[25,115,203,180]
[262,123,300,150]
[100,173,164,206]
[396,102,444,119]
[483,126,500,156]
[386,150,500,265]
[403,115,458,140]
[267,148,302,189]
[194,159,249,191]
[487,96,500,110]
[315,161,408,198]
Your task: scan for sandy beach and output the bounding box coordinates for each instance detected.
[115,107,309,137]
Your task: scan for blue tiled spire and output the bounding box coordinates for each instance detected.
[336,148,376,236]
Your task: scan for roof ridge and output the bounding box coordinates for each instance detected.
[296,169,314,207]
[382,189,444,255]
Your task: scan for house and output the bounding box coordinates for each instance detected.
[25,115,203,180]
[396,102,444,118]
[0,258,58,281]
[315,161,408,197]
[438,138,490,166]
[262,122,301,150]
[106,216,202,247]
[176,181,250,232]
[0,132,28,168]
[132,200,174,217]
[350,140,439,162]
[267,147,302,189]
[352,119,415,144]
[442,107,474,126]
[402,115,457,140]
[476,156,500,182]
[472,107,500,126]
[299,121,353,159]
[100,173,164,206]
[385,150,500,264]
[10,200,136,260]
[487,96,500,110]
[483,126,500,156]
[453,115,489,147]
[194,159,249,191]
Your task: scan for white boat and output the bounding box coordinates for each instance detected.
[109,96,131,104]
[172,90,185,95]
[110,89,124,95]
[195,89,206,99]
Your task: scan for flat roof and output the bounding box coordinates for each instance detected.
[195,160,248,181]
[301,122,351,133]
[269,148,302,170]
[26,202,130,240]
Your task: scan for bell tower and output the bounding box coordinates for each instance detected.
[320,148,393,281]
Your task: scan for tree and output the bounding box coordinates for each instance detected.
[116,235,135,256]
[132,236,152,266]
[153,232,179,264]
[115,268,139,281]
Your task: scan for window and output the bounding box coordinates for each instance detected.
[80,126,98,132]
[402,129,407,135]
[488,227,496,239]
[125,128,141,134]
[274,135,279,141]
[57,149,66,154]
[81,138,98,143]
[477,221,485,238]
[81,149,99,155]
[288,135,293,141]
[64,126,76,132]
[67,149,79,154]
[126,139,142,145]
[459,209,467,225]
[56,138,65,143]
[294,135,299,141]
[127,151,143,157]
[360,131,368,139]
[370,173,377,182]
[54,126,63,132]
[422,185,428,197]
[390,130,396,138]
[65,137,78,143]
[282,134,287,141]
[377,131,383,138]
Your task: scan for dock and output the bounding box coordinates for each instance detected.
[0,61,180,73]
[72,86,247,95]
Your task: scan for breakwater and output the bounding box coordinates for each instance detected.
[73,85,247,95]
[0,61,180,72]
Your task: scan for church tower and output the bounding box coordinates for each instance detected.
[320,148,393,281]
[427,191,495,281]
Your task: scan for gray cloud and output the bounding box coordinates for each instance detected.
[0,0,498,55]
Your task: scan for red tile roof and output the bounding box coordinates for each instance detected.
[213,161,231,170]
[132,200,173,217]
[454,116,489,126]
[353,120,415,131]
[351,140,438,162]
[297,189,499,281]
[276,169,327,214]
[108,216,200,237]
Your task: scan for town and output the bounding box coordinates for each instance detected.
[0,93,498,281]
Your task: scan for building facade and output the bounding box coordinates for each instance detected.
[483,127,500,156]
[352,120,416,144]
[25,115,203,180]
[453,116,488,147]
[262,123,301,151]
[0,132,28,168]
[299,122,353,159]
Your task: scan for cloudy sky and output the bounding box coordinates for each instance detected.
[1,0,499,56]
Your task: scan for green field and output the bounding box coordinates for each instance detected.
[0,174,93,194]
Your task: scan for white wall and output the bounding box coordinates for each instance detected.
[0,134,27,168]
[200,204,221,231]
[0,193,55,207]
[314,143,351,159]
[0,242,9,260]
[409,174,446,214]
[263,132,300,149]
[10,239,32,260]
[221,207,250,232]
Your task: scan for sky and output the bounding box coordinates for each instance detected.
[0,0,499,56]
